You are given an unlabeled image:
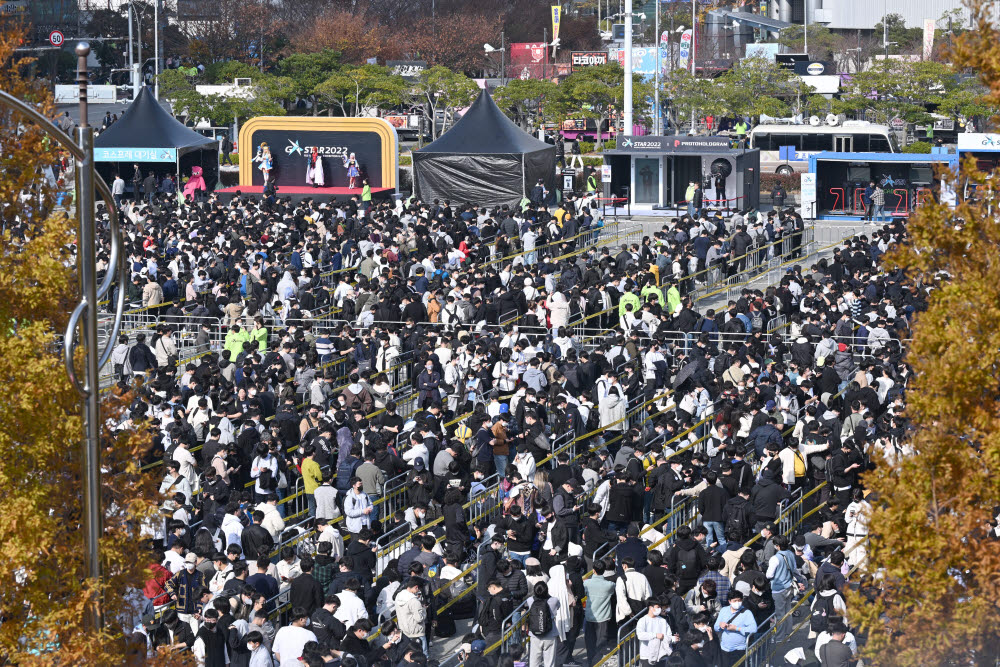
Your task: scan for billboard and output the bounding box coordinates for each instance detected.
[387,60,427,81]
[745,43,780,62]
[608,47,662,80]
[238,117,398,189]
[571,51,608,70]
[510,42,550,80]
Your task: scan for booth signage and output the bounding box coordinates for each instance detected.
[95,147,177,162]
[616,134,730,153]
[957,133,1000,151]
[601,164,612,183]
[571,51,608,70]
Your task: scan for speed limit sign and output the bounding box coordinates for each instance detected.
[49,30,64,46]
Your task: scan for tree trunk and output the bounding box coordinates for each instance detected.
[313,96,318,116]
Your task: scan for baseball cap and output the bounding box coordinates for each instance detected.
[764,400,776,411]
[184,552,198,564]
[471,640,487,653]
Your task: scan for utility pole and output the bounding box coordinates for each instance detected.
[690,0,696,134]
[804,1,808,56]
[501,30,506,85]
[883,0,889,59]
[127,3,134,96]
[654,0,660,135]
[624,5,633,136]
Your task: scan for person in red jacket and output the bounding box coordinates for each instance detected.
[143,557,173,611]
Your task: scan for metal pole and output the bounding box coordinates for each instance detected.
[690,0,696,134]
[804,1,808,56]
[654,0,660,135]
[127,4,134,96]
[883,0,888,59]
[76,41,104,632]
[136,5,142,93]
[624,8,633,136]
[154,0,160,98]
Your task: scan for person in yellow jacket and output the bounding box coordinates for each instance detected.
[224,324,250,362]
[249,317,269,352]
[301,446,324,517]
[618,288,641,317]
[665,283,682,314]
[640,282,663,309]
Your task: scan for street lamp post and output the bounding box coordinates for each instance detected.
[0,42,129,634]
[690,0,696,134]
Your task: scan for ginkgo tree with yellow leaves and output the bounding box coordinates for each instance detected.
[849,2,1000,664]
[0,26,185,665]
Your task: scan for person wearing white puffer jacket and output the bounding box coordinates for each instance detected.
[255,494,286,540]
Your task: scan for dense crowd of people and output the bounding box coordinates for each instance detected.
[108,181,917,667]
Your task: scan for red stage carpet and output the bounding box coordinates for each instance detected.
[215,185,395,203]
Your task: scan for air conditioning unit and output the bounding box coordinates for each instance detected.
[234,78,252,86]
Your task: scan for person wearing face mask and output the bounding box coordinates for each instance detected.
[713,590,758,666]
[192,607,228,666]
[636,597,674,665]
[343,476,374,537]
[241,630,274,667]
[165,552,206,623]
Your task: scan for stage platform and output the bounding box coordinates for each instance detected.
[215,185,395,204]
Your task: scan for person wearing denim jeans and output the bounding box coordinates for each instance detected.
[698,471,729,554]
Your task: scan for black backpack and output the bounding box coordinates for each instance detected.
[810,592,837,633]
[585,406,600,434]
[725,499,751,543]
[528,597,553,637]
[675,546,698,578]
[258,468,278,491]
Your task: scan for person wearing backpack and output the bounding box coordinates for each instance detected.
[667,526,709,595]
[765,535,806,639]
[809,577,847,639]
[615,557,653,621]
[722,488,752,547]
[526,581,561,667]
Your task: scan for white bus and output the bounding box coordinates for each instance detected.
[749,121,899,174]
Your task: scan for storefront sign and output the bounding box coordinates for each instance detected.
[571,51,608,70]
[957,133,1000,151]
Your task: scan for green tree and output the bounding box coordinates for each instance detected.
[412,66,479,140]
[313,65,407,117]
[555,62,652,149]
[493,78,559,130]
[156,70,287,126]
[278,50,342,116]
[660,69,721,132]
[833,59,936,124]
[778,24,839,62]
[873,13,924,55]
[715,55,797,120]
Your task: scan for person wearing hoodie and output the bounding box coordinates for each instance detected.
[395,577,428,653]
[521,358,548,393]
[255,494,286,540]
[342,372,374,414]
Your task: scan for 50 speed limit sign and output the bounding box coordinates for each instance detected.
[49,30,64,46]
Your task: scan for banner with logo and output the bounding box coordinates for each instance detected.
[678,29,693,70]
[551,5,561,43]
[923,18,935,61]
[510,42,550,80]
[387,60,427,81]
[609,46,662,81]
[572,51,608,70]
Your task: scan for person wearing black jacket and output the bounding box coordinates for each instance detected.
[749,470,789,531]
[311,595,347,649]
[341,619,375,662]
[479,580,514,647]
[477,535,504,602]
[604,474,634,533]
[289,557,325,615]
[582,504,616,564]
[666,525,709,594]
[495,560,529,603]
[830,440,863,506]
[345,529,377,573]
[194,608,228,666]
[698,471,730,554]
[615,523,649,572]
[240,511,274,561]
[497,505,535,565]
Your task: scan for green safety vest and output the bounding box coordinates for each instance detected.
[587,174,598,192]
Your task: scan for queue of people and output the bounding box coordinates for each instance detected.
[111,181,915,667]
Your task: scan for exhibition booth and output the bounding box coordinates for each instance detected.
[600,135,761,212]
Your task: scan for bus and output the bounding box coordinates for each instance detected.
[749,121,899,174]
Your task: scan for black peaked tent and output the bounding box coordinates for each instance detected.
[94,86,220,191]
[413,88,556,208]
